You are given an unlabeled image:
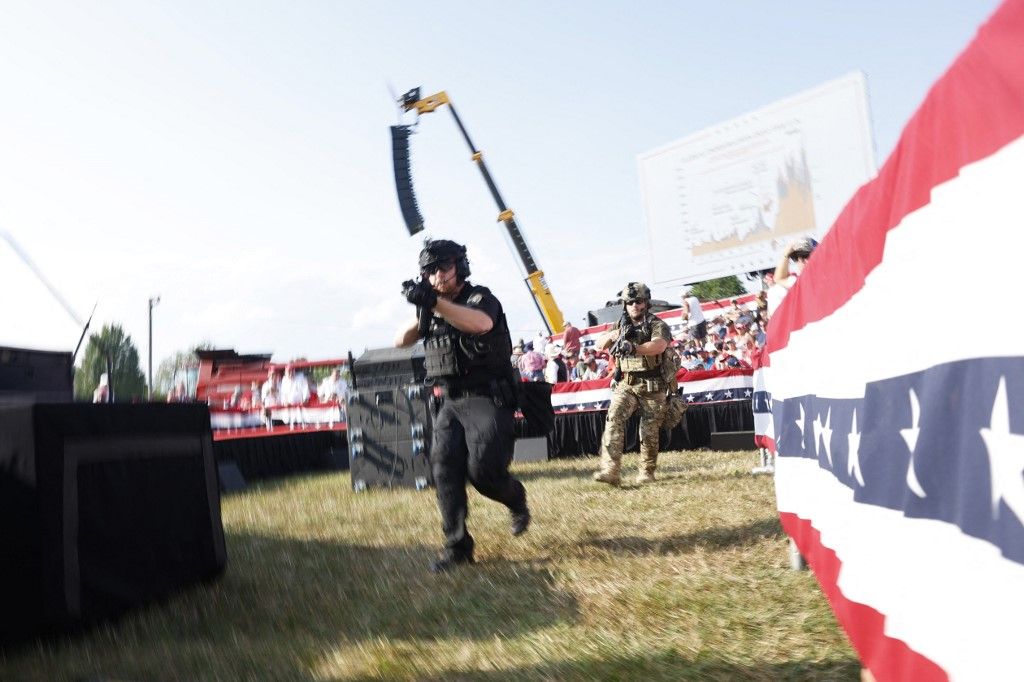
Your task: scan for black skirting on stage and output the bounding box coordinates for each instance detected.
[517,381,554,437]
[520,400,753,458]
[212,430,348,481]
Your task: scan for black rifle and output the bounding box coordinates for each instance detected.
[608,312,636,381]
[402,278,435,339]
[609,312,639,356]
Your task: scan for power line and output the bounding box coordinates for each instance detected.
[1,229,84,327]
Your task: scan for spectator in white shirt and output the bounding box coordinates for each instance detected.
[533,332,549,356]
[279,365,310,406]
[261,368,280,408]
[680,287,707,342]
[581,355,605,381]
[318,368,348,403]
[543,345,567,384]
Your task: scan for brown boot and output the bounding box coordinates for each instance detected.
[593,468,621,486]
[635,470,656,485]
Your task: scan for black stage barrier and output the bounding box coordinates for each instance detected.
[0,403,226,643]
[212,430,348,482]
[0,346,73,404]
[520,400,753,458]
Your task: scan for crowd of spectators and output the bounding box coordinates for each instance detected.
[673,289,769,371]
[511,320,618,384]
[257,364,349,408]
[511,291,772,384]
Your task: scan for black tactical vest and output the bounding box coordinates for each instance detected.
[423,284,514,385]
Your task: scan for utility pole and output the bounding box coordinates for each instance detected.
[148,295,160,400]
[105,350,113,403]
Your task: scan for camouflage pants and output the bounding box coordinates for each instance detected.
[598,381,668,476]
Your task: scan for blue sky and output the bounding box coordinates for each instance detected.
[0,0,1003,369]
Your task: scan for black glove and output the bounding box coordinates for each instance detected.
[402,279,437,309]
[615,339,636,356]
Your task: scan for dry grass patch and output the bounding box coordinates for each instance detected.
[1,449,858,680]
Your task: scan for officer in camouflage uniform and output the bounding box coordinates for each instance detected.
[593,282,673,486]
[396,239,530,573]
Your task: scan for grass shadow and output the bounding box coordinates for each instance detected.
[652,471,767,486]
[513,451,749,485]
[513,458,593,482]
[0,531,579,678]
[579,518,784,556]
[348,647,860,681]
[211,530,579,642]
[227,468,347,494]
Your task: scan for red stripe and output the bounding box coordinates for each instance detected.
[549,368,754,394]
[678,367,752,382]
[749,346,767,371]
[767,0,1024,355]
[551,377,612,394]
[779,513,948,682]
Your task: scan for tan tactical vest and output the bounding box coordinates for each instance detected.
[617,316,664,374]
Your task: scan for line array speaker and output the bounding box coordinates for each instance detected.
[347,383,433,491]
[391,125,425,235]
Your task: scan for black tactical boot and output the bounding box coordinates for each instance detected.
[510,508,531,536]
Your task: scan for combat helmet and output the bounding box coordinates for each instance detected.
[419,238,471,279]
[619,281,651,305]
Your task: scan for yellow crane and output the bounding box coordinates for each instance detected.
[389,87,565,335]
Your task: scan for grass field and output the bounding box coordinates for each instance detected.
[1,450,858,681]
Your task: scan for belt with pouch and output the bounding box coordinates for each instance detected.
[431,383,494,399]
[623,372,664,391]
[623,368,661,380]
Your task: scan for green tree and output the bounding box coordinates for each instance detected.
[688,275,746,302]
[154,341,215,398]
[74,324,147,401]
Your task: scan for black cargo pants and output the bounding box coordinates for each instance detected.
[431,392,528,560]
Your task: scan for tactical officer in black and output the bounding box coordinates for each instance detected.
[395,239,530,573]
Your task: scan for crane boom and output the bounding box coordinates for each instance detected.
[394,88,565,335]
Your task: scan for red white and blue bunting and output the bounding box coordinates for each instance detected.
[550,368,753,414]
[766,2,1024,678]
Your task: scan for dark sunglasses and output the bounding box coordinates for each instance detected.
[625,299,646,305]
[421,260,455,276]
